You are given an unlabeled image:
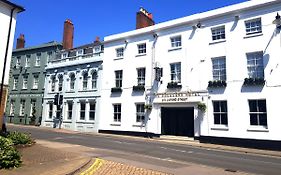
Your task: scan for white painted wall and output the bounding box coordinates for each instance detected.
[101,0,281,141]
[0,2,19,85]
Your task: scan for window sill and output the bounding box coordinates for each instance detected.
[31,88,38,90]
[63,120,72,123]
[132,123,145,127]
[209,39,226,45]
[65,90,75,93]
[78,89,97,92]
[21,88,27,90]
[211,125,229,131]
[114,57,123,60]
[110,123,121,126]
[244,33,263,39]
[168,47,182,52]
[247,126,268,132]
[48,92,57,94]
[135,53,147,57]
[76,121,95,124]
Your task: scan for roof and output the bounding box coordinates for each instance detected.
[60,40,103,52]
[105,0,279,42]
[13,41,62,53]
[0,0,25,13]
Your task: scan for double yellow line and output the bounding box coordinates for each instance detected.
[80,158,104,175]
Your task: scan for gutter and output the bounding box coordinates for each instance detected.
[0,8,15,106]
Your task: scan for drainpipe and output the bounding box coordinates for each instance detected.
[0,8,16,107]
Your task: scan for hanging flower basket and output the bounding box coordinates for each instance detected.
[197,102,206,113]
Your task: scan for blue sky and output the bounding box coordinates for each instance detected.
[12,0,248,48]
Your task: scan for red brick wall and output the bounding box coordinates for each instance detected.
[62,19,74,50]
[136,12,155,29]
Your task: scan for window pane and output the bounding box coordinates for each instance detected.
[213,102,220,112]
[221,114,228,125]
[258,100,266,112]
[249,100,257,112]
[220,101,227,112]
[250,114,258,125]
[214,114,221,124]
[259,114,267,126]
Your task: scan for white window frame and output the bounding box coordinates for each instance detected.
[212,57,226,81]
[33,75,39,89]
[213,101,228,125]
[211,26,225,41]
[62,52,68,59]
[20,99,25,116]
[137,68,145,86]
[51,77,55,92]
[10,100,15,115]
[113,104,121,122]
[80,101,86,120]
[115,70,123,88]
[58,76,63,92]
[245,18,262,35]
[35,53,41,66]
[48,103,53,119]
[82,73,88,90]
[77,49,83,56]
[13,77,18,90]
[136,103,145,123]
[69,74,75,90]
[91,72,97,89]
[247,52,264,79]
[248,99,267,127]
[25,55,30,67]
[89,101,96,121]
[93,46,101,53]
[170,63,181,83]
[116,47,124,58]
[170,35,182,48]
[22,76,28,89]
[30,99,36,117]
[47,52,52,62]
[137,43,146,55]
[67,101,73,120]
[16,57,21,68]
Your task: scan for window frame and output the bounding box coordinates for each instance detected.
[213,101,228,125]
[136,103,145,123]
[116,47,124,58]
[69,74,75,90]
[67,101,73,120]
[35,53,41,66]
[91,71,98,89]
[211,26,226,41]
[51,76,55,92]
[48,103,53,119]
[248,99,267,127]
[246,51,264,79]
[245,18,262,35]
[33,75,39,89]
[170,62,181,83]
[80,101,86,120]
[10,100,15,115]
[113,104,121,122]
[30,99,36,117]
[13,77,18,90]
[25,55,31,67]
[22,76,28,89]
[82,73,88,90]
[170,35,182,48]
[89,101,96,121]
[20,99,25,116]
[115,70,123,88]
[137,68,146,86]
[58,75,63,92]
[137,43,146,55]
[212,56,226,81]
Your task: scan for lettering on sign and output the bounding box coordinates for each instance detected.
[155,91,202,103]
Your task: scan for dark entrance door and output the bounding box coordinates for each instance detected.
[161,107,194,137]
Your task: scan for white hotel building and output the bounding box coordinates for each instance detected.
[99,0,281,149]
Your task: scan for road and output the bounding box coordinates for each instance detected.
[8,125,281,175]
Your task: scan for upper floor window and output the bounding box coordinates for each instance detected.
[94,46,101,53]
[137,68,145,86]
[136,103,145,123]
[137,43,146,54]
[51,76,55,92]
[89,102,96,121]
[116,47,124,58]
[213,101,228,125]
[170,63,181,83]
[16,57,21,68]
[248,99,267,127]
[211,26,225,41]
[83,73,88,90]
[22,76,28,89]
[33,75,39,89]
[113,104,121,122]
[62,52,68,59]
[170,36,181,48]
[77,49,83,56]
[13,77,18,90]
[91,71,98,89]
[69,73,75,90]
[245,18,262,35]
[247,52,264,79]
[35,53,41,66]
[25,55,31,67]
[58,75,63,92]
[47,52,52,62]
[115,70,123,88]
[212,57,226,81]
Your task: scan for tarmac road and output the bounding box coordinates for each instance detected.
[8,124,281,175]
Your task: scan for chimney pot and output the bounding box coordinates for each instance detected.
[136,7,155,29]
[16,34,25,49]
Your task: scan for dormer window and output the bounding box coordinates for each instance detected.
[93,46,101,53]
[77,49,83,56]
[62,52,68,59]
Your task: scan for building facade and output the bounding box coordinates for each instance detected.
[41,41,103,132]
[0,0,24,128]
[100,0,281,148]
[6,41,62,125]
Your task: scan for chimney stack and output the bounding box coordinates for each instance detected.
[62,19,74,50]
[16,34,25,49]
[94,36,100,43]
[136,7,155,29]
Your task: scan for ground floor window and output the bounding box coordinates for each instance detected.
[10,100,15,116]
[20,99,25,116]
[48,103,53,119]
[213,101,228,125]
[80,101,86,120]
[248,99,267,127]
[113,104,121,122]
[67,102,73,120]
[30,99,36,117]
[136,103,145,123]
[89,102,96,121]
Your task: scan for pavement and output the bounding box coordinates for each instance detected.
[1,125,280,175]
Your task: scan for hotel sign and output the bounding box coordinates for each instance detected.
[154,91,203,103]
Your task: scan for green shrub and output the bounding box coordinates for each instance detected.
[7,131,33,145]
[0,136,22,169]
